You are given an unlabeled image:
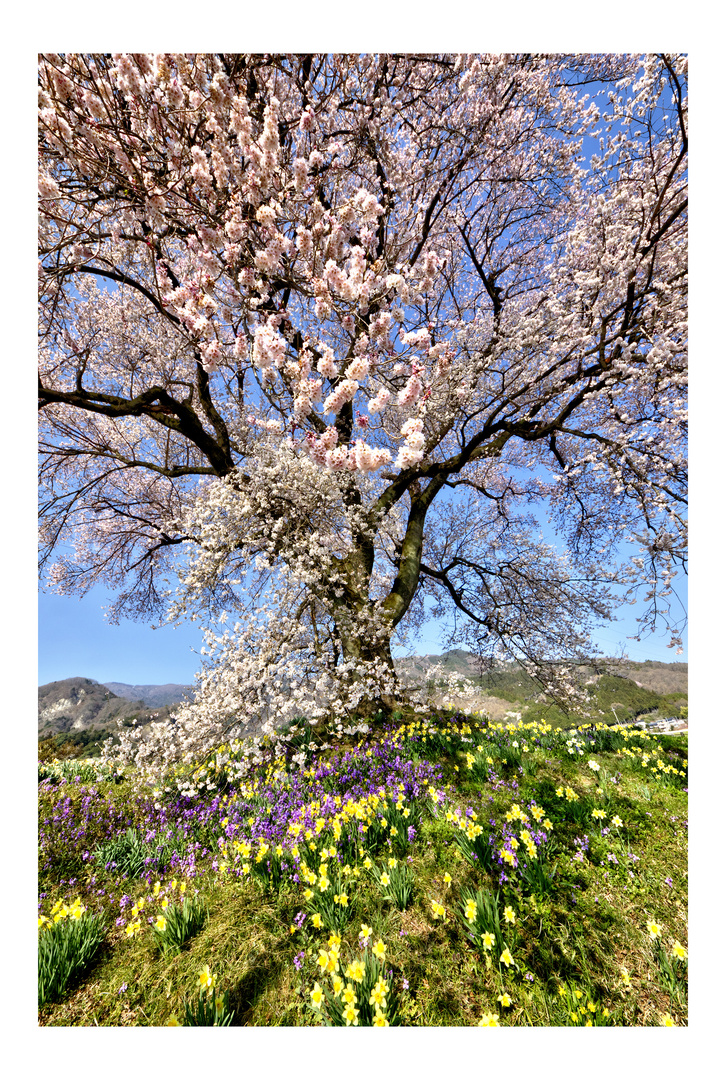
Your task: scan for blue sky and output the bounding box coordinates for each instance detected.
[38,566,687,687]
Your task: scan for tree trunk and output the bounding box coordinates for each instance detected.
[337,622,400,720]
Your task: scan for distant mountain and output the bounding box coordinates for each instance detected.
[395,649,688,692]
[101,682,195,708]
[616,661,688,695]
[39,655,687,738]
[38,677,176,736]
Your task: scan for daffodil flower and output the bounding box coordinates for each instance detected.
[499,948,514,967]
[478,1012,499,1026]
[343,1002,359,1025]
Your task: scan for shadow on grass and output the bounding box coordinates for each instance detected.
[228,955,286,1025]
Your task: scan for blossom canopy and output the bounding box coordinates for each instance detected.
[38,53,687,773]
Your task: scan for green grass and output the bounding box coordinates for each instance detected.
[37,712,687,1027]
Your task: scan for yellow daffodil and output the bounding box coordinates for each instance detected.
[346,959,365,983]
[316,949,330,972]
[343,1002,359,1025]
[499,948,514,967]
[478,1012,499,1026]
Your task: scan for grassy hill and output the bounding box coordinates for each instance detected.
[37,708,688,1027]
[37,678,179,761]
[396,653,687,726]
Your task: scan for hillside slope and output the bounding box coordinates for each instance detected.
[39,655,687,738]
[101,682,194,708]
[38,678,173,736]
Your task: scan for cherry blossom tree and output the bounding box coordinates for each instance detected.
[38,53,687,769]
